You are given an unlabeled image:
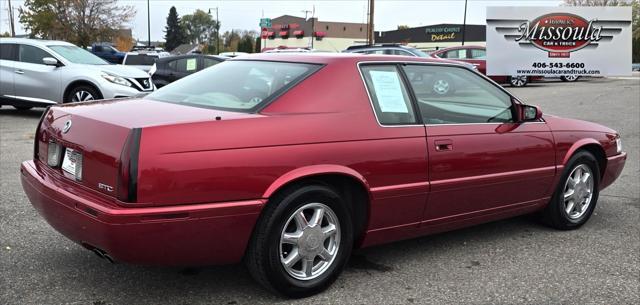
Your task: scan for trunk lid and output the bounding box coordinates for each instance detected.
[37,98,258,199]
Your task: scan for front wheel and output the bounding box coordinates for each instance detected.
[560,75,580,82]
[65,85,101,103]
[13,106,33,111]
[542,151,600,230]
[509,75,529,87]
[245,184,353,298]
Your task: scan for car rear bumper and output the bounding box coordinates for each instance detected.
[20,160,264,266]
[600,152,626,190]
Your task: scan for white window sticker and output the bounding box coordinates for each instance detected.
[369,70,409,113]
[186,58,197,71]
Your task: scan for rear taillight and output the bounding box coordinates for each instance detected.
[33,107,49,160]
[117,128,141,203]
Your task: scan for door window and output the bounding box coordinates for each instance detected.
[0,43,18,61]
[18,45,53,65]
[403,65,514,125]
[469,49,486,59]
[173,58,199,73]
[442,49,466,59]
[360,65,418,125]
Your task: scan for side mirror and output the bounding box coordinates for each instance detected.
[519,104,543,122]
[42,57,60,67]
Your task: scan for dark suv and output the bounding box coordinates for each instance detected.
[150,54,226,88]
[343,44,432,57]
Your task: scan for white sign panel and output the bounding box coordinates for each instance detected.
[369,71,409,113]
[486,7,632,77]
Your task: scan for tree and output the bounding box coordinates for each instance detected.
[255,36,262,53]
[182,9,219,45]
[164,6,186,51]
[564,0,639,63]
[237,32,256,53]
[397,25,410,30]
[0,32,11,37]
[19,0,135,47]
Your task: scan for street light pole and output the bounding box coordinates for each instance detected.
[461,0,468,46]
[147,0,151,47]
[7,0,15,37]
[367,0,374,45]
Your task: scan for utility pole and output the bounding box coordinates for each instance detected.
[302,9,313,49]
[461,0,468,46]
[367,0,374,45]
[215,7,220,55]
[147,0,151,47]
[7,0,15,37]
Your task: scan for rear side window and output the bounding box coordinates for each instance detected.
[0,43,17,61]
[442,49,466,59]
[19,45,52,64]
[147,60,321,112]
[203,57,221,68]
[360,65,418,125]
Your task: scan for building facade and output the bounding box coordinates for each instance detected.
[375,24,486,51]
[261,15,368,52]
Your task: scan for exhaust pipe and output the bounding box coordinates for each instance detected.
[83,243,115,263]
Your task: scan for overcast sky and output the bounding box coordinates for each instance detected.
[1,0,563,41]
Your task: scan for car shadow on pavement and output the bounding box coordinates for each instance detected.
[0,108,45,118]
[43,215,551,304]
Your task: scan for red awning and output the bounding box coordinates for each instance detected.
[279,31,289,37]
[313,31,326,38]
[293,30,304,36]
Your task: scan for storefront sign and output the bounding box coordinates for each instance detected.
[486,7,632,76]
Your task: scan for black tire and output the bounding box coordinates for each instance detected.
[245,184,354,298]
[560,75,580,82]
[65,85,101,103]
[542,151,600,230]
[509,75,529,87]
[430,73,456,96]
[13,106,33,111]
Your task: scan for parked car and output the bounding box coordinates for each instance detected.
[0,38,155,110]
[430,45,544,87]
[21,54,626,298]
[122,51,170,73]
[219,51,248,58]
[343,43,431,57]
[90,42,125,64]
[149,54,226,88]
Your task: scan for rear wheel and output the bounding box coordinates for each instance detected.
[245,184,353,298]
[509,75,529,87]
[542,151,600,230]
[65,85,100,103]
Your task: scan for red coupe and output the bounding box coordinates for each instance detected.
[21,53,626,297]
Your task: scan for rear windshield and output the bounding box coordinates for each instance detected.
[124,54,158,65]
[146,60,321,112]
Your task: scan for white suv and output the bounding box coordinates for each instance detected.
[0,38,154,110]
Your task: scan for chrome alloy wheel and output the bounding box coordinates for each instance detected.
[432,79,450,95]
[562,164,594,220]
[72,90,95,102]
[563,75,579,81]
[510,75,528,87]
[279,202,341,281]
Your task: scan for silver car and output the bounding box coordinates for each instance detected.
[0,38,154,110]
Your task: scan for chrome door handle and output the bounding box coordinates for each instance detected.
[14,70,24,74]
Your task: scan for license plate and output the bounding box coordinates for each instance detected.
[61,148,82,179]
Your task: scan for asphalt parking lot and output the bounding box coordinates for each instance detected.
[1,77,638,305]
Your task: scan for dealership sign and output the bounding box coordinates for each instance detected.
[486,7,632,76]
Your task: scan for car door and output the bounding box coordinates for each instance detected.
[401,64,556,223]
[0,43,17,100]
[13,44,61,104]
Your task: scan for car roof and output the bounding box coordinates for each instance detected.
[432,45,486,53]
[155,54,227,63]
[0,37,75,47]
[230,52,464,66]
